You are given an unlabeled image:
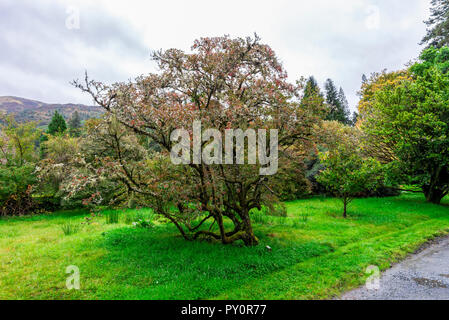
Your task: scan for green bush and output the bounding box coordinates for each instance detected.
[0,164,37,216]
[268,163,311,201]
[33,195,61,212]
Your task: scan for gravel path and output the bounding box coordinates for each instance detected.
[340,237,449,300]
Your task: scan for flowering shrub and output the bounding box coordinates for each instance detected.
[72,35,325,246]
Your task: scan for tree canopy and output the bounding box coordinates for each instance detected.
[360,46,449,204]
[317,123,383,218]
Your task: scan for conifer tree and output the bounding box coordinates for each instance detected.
[421,0,449,49]
[47,111,67,135]
[362,74,368,84]
[338,87,351,123]
[68,111,82,137]
[303,76,321,100]
[324,79,351,124]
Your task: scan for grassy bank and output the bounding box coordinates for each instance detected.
[1,193,448,299]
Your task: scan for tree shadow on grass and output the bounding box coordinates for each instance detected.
[91,224,333,300]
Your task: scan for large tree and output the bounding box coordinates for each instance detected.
[73,35,324,246]
[317,123,383,218]
[421,0,449,49]
[361,47,449,204]
[357,69,410,164]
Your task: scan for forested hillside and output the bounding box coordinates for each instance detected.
[0,96,102,126]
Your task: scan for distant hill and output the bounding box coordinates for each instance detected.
[0,96,103,126]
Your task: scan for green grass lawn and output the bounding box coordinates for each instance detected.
[1,193,449,300]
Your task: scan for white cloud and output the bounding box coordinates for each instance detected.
[0,0,432,111]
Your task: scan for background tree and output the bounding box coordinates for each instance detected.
[301,76,326,114]
[37,117,133,210]
[338,87,349,113]
[357,69,410,164]
[73,35,325,246]
[361,47,449,204]
[362,74,368,84]
[302,76,322,101]
[47,111,67,135]
[338,87,357,126]
[421,0,449,49]
[0,114,39,166]
[36,131,95,209]
[68,111,82,137]
[38,134,48,160]
[317,124,383,218]
[350,111,358,126]
[324,79,351,124]
[0,114,39,215]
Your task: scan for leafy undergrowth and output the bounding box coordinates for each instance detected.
[0,194,448,299]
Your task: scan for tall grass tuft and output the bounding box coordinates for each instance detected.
[61,222,80,236]
[105,211,120,224]
[251,210,270,225]
[268,203,288,217]
[292,213,309,229]
[124,209,155,224]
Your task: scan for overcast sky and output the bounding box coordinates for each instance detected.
[0,0,431,111]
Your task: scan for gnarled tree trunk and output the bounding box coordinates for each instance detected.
[423,186,446,204]
[423,166,449,204]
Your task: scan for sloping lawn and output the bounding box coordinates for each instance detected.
[1,194,448,300]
